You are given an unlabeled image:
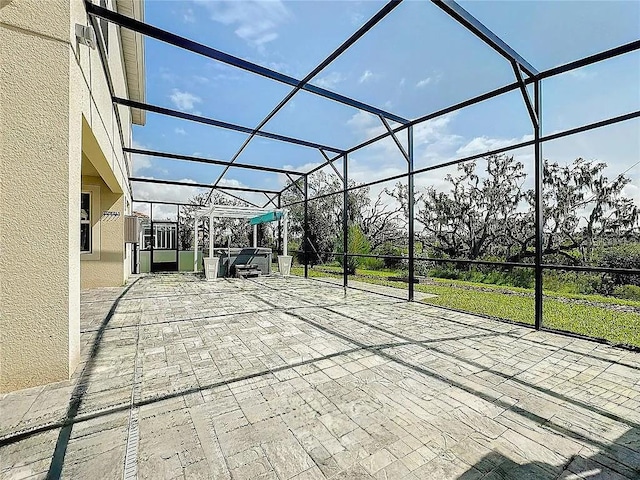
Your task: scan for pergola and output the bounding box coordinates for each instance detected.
[192,204,289,273]
[85,0,640,333]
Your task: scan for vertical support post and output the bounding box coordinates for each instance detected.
[177,205,181,270]
[277,194,282,254]
[194,216,199,272]
[253,224,258,247]
[283,214,288,256]
[408,127,415,301]
[150,203,154,273]
[209,214,214,258]
[534,80,543,330]
[343,153,348,289]
[304,175,309,279]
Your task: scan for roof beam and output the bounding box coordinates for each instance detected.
[216,190,261,208]
[207,0,405,199]
[130,177,280,194]
[132,199,205,207]
[431,0,539,77]
[114,98,343,153]
[86,2,407,124]
[124,148,304,176]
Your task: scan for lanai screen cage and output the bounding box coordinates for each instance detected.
[87,0,639,340]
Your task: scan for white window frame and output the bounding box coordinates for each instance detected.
[81,183,101,261]
[81,191,92,253]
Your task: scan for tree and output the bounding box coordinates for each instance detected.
[360,183,408,251]
[282,171,407,265]
[418,154,527,260]
[282,171,365,265]
[509,158,639,264]
[178,192,255,252]
[415,154,639,265]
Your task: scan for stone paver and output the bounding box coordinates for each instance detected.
[1,273,639,479]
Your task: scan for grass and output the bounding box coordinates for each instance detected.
[291,266,640,348]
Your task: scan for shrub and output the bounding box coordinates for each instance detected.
[376,242,405,269]
[542,271,606,295]
[336,226,371,275]
[361,256,385,271]
[595,243,640,287]
[613,285,640,301]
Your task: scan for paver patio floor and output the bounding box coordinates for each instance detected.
[1,274,639,479]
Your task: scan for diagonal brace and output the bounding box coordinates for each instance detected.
[285,174,306,197]
[262,193,279,208]
[512,62,539,128]
[378,115,411,163]
[319,149,344,182]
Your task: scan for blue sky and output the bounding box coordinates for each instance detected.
[131,0,639,218]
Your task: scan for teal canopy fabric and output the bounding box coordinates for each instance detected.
[249,211,283,225]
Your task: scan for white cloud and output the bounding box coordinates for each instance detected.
[160,72,176,83]
[346,111,378,131]
[315,72,345,89]
[132,177,208,206]
[183,8,195,23]
[456,133,534,157]
[566,69,596,80]
[399,78,406,88]
[197,0,291,49]
[192,75,210,84]
[416,78,432,88]
[280,162,323,188]
[170,89,202,112]
[131,140,152,175]
[218,178,269,206]
[359,70,374,84]
[132,155,151,175]
[349,11,365,26]
[175,128,187,136]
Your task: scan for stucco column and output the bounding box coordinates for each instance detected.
[0,0,80,391]
[253,224,258,247]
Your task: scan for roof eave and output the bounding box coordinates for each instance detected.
[116,0,146,126]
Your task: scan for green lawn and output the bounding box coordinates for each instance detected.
[291,266,640,348]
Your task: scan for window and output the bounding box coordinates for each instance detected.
[154,224,176,249]
[142,223,151,250]
[81,192,91,253]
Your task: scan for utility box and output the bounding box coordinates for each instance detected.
[124,215,142,243]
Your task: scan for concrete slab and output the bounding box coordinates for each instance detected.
[1,274,638,479]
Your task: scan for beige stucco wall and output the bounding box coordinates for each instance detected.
[0,0,79,392]
[81,176,128,288]
[1,0,135,392]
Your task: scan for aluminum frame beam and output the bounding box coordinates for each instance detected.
[296,41,639,190]
[512,62,539,127]
[132,199,205,207]
[217,190,261,208]
[282,109,640,207]
[379,115,410,163]
[130,177,280,195]
[263,193,279,209]
[319,150,344,182]
[86,2,407,125]
[114,98,343,153]
[207,0,406,198]
[125,148,305,176]
[431,0,539,77]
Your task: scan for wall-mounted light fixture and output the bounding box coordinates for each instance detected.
[75,24,97,49]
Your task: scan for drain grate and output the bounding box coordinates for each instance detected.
[123,340,143,479]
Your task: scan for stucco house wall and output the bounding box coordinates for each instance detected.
[0,0,144,392]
